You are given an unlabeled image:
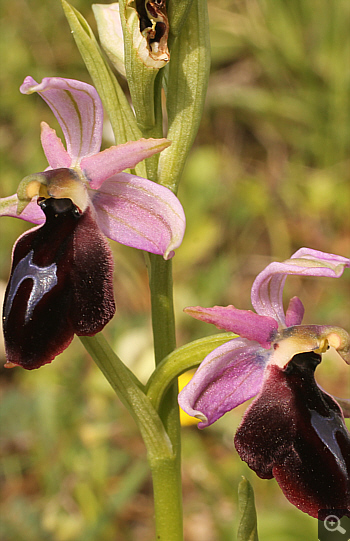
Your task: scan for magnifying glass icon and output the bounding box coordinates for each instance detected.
[324,515,346,534]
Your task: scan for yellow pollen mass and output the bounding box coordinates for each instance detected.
[314,338,329,354]
[26,180,48,200]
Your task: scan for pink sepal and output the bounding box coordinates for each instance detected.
[91,172,185,259]
[20,76,103,163]
[81,139,171,189]
[184,305,278,348]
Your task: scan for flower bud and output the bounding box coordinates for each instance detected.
[93,3,126,77]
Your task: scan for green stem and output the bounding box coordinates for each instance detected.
[148,253,183,540]
[144,70,166,182]
[79,333,184,541]
[146,332,236,411]
[149,254,176,363]
[149,456,183,541]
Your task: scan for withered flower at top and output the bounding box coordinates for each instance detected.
[135,0,170,63]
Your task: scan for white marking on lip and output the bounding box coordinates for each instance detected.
[310,409,348,478]
[4,250,58,324]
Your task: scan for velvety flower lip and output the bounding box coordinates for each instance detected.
[178,248,350,517]
[1,76,186,260]
[234,353,350,517]
[3,198,116,369]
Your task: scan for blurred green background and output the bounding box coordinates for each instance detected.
[0,0,349,539]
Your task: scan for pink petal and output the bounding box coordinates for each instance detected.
[91,172,185,259]
[285,296,304,326]
[20,76,103,163]
[0,195,45,224]
[184,305,277,348]
[178,338,269,427]
[40,122,72,169]
[251,248,350,326]
[291,247,350,270]
[81,138,171,190]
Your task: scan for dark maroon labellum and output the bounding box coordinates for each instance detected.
[234,352,350,518]
[2,198,115,369]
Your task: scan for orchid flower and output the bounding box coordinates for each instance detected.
[1,76,185,370]
[178,248,350,518]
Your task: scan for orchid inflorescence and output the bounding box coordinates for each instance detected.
[1,0,349,537]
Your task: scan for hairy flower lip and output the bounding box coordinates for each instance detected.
[233,355,350,518]
[3,200,115,369]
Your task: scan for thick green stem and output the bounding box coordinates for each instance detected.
[143,71,165,182]
[148,253,183,540]
[150,456,183,541]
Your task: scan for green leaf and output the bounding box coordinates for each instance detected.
[158,0,211,192]
[237,477,259,541]
[61,0,147,178]
[167,0,195,37]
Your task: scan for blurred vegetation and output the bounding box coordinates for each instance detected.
[0,0,349,540]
